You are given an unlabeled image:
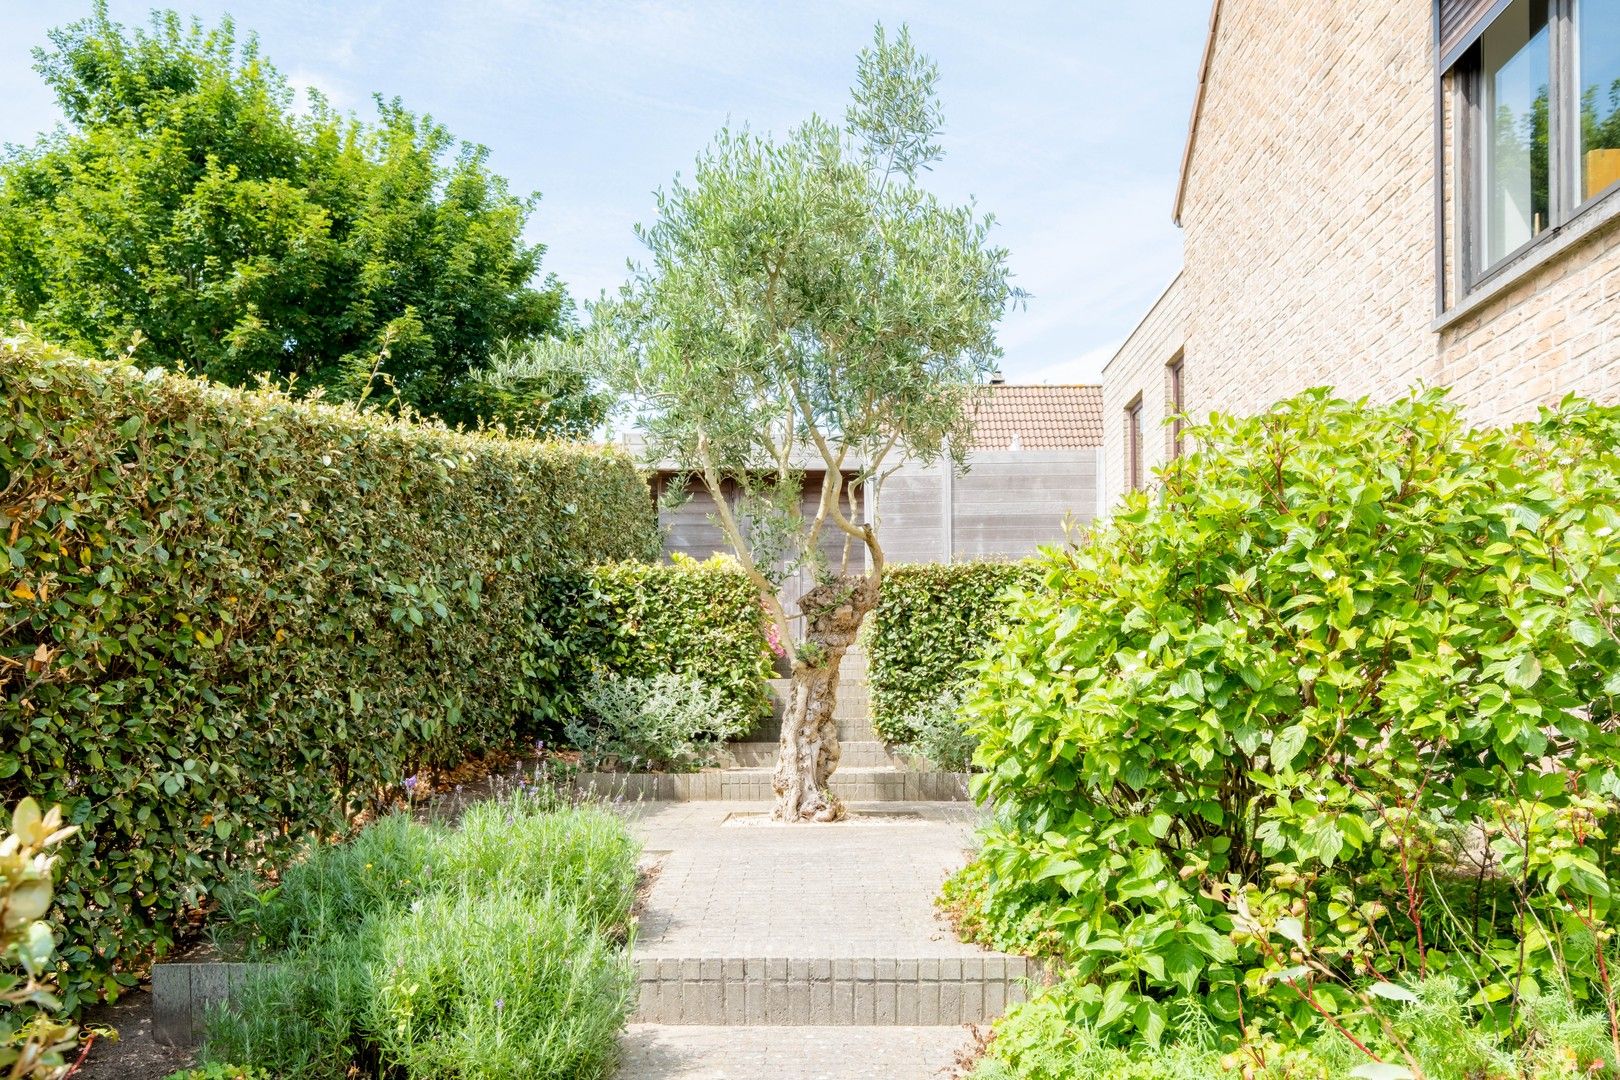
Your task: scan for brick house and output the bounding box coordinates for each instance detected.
[1103,0,1620,506]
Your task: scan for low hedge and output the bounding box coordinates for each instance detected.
[0,336,656,1005]
[867,561,1037,743]
[588,556,773,725]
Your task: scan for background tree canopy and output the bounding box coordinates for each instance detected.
[0,3,573,426]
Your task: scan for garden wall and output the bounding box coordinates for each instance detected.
[0,337,657,1003]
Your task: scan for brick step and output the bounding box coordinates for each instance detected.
[724,741,914,769]
[574,767,970,802]
[746,715,875,743]
[632,955,1042,1025]
[767,678,869,722]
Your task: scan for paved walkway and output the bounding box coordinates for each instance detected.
[630,801,985,959]
[618,1025,970,1080]
[617,801,1014,1079]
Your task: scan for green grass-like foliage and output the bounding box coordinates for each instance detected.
[962,389,1620,1058]
[894,688,978,772]
[203,796,638,1079]
[0,336,655,1005]
[867,561,1036,743]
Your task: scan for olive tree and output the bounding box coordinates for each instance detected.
[602,25,1016,821]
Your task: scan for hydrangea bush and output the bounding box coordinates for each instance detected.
[958,389,1620,1065]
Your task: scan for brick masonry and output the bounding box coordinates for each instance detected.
[631,955,1041,1026]
[1100,273,1187,508]
[1103,0,1620,492]
[574,768,972,803]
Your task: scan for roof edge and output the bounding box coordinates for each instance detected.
[1172,0,1224,226]
[983,381,1103,390]
[1100,270,1186,377]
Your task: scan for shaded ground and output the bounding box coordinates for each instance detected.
[73,992,193,1080]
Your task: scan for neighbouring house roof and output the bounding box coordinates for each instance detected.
[623,381,1104,470]
[1173,0,1224,226]
[966,383,1104,451]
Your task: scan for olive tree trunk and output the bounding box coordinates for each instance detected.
[771,576,878,823]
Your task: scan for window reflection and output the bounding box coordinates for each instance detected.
[1481,0,1551,267]
[1580,0,1620,200]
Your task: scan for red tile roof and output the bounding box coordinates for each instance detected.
[966,383,1103,451]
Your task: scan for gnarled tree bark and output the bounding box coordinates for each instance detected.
[771,575,877,822]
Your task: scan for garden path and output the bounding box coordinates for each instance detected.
[613,649,1031,1080]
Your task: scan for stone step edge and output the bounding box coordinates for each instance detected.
[574,769,971,802]
[632,955,1050,1026]
[746,717,876,742]
[152,962,256,1046]
[723,741,916,768]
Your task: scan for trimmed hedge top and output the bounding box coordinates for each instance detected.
[866,561,1036,744]
[0,336,655,1004]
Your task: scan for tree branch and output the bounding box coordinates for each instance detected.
[695,431,798,661]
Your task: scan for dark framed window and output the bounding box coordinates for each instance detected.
[1451,0,1620,288]
[1165,353,1185,459]
[1126,395,1144,491]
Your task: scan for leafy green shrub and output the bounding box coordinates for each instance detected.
[969,976,1618,1080]
[895,689,977,772]
[163,1066,269,1080]
[961,389,1620,1060]
[867,561,1035,743]
[202,796,637,1079]
[567,671,746,772]
[1,799,80,1079]
[586,555,774,726]
[0,337,655,1005]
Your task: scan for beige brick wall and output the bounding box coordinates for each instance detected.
[1438,219,1620,422]
[1100,273,1187,507]
[1149,0,1620,441]
[1179,1,1439,416]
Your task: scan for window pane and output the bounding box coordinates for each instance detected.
[1579,0,1620,200]
[1481,0,1551,267]
[1128,403,1143,489]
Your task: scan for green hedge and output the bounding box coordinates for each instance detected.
[0,337,656,1005]
[867,561,1037,743]
[588,556,773,725]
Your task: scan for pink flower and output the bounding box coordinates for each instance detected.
[764,621,786,659]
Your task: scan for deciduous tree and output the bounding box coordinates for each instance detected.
[602,25,1017,821]
[0,3,568,423]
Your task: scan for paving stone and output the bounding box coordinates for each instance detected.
[613,658,1023,1072]
[617,1025,974,1080]
[627,802,988,959]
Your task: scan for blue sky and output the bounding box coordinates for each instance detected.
[0,2,1207,383]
